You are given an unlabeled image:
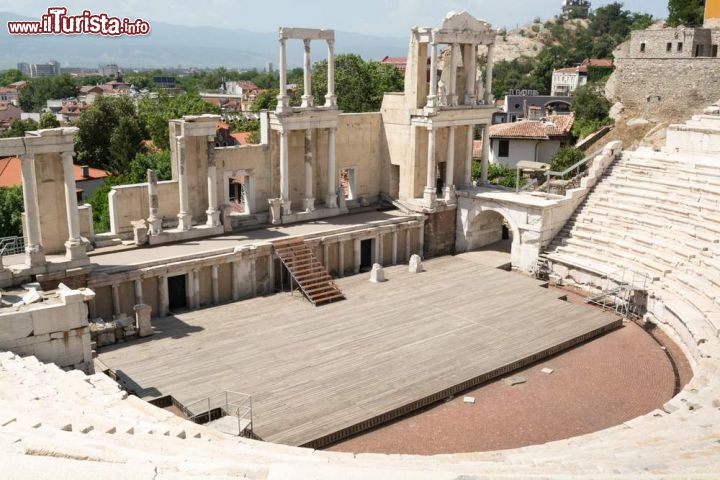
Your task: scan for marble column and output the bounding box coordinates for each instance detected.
[279,130,292,215]
[176,134,192,231]
[147,169,162,235]
[185,270,194,308]
[423,127,437,207]
[418,222,425,258]
[465,44,478,105]
[301,39,314,108]
[276,37,290,112]
[231,261,241,301]
[323,243,330,270]
[485,44,495,105]
[111,283,121,318]
[62,151,85,261]
[444,126,456,201]
[158,275,169,317]
[211,265,219,305]
[375,234,383,265]
[353,238,361,274]
[391,228,398,265]
[303,129,315,212]
[426,40,439,109]
[482,124,491,184]
[326,128,338,208]
[338,240,345,278]
[134,279,143,305]
[405,227,412,262]
[192,268,200,308]
[250,258,258,297]
[465,125,474,188]
[325,39,337,107]
[449,43,459,106]
[206,138,220,227]
[19,154,44,266]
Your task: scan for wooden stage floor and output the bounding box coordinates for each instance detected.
[98,253,620,447]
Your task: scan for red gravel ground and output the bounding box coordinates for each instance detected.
[328,297,692,455]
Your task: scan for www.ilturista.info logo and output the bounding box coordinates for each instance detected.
[7,7,151,36]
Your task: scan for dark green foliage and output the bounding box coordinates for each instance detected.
[487,163,522,188]
[667,0,705,27]
[0,69,26,86]
[491,57,541,99]
[550,146,585,174]
[251,88,279,112]
[0,186,23,238]
[18,75,78,112]
[571,84,613,138]
[0,119,38,138]
[38,112,60,129]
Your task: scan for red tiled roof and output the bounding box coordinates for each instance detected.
[555,66,582,74]
[582,58,613,68]
[489,114,574,140]
[381,56,407,65]
[216,121,231,130]
[0,157,110,188]
[230,132,253,145]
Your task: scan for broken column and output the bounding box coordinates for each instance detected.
[369,263,385,283]
[147,169,162,236]
[409,254,423,273]
[206,137,221,227]
[134,304,153,337]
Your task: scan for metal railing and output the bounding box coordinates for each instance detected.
[586,267,650,318]
[0,236,25,257]
[538,147,606,196]
[184,391,253,436]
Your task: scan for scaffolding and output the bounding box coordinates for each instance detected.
[586,268,650,318]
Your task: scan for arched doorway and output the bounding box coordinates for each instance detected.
[466,210,513,253]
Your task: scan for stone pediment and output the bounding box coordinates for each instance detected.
[441,11,492,33]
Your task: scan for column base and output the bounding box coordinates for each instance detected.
[24,244,45,268]
[282,200,293,216]
[465,94,476,105]
[303,197,315,212]
[443,185,456,203]
[275,96,291,114]
[268,199,282,225]
[324,94,337,108]
[177,212,192,231]
[325,193,338,209]
[423,188,437,208]
[206,209,221,228]
[64,240,87,262]
[147,216,163,236]
[300,95,314,108]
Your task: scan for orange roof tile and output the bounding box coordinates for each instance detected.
[489,114,574,140]
[0,157,110,188]
[230,132,253,145]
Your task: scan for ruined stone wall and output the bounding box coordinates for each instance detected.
[423,208,457,258]
[109,181,179,237]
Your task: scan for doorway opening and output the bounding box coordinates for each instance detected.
[168,274,188,312]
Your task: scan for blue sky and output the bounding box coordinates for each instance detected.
[0,0,668,36]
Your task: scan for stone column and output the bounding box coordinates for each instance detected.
[465,44,478,105]
[185,270,194,308]
[485,44,494,105]
[391,228,398,265]
[405,227,412,262]
[134,304,153,337]
[276,37,290,113]
[62,151,85,261]
[325,128,338,208]
[206,138,220,227]
[19,154,44,266]
[424,127,437,207]
[250,257,258,297]
[111,283,121,318]
[301,39,314,108]
[418,222,425,258]
[482,124,491,184]
[449,43,459,106]
[211,265,219,305]
[158,275,169,317]
[375,234,382,265]
[426,40,439,109]
[444,126,456,201]
[279,130,292,215]
[323,242,330,270]
[465,125,474,188]
[353,238,361,274]
[176,134,192,231]
[325,39,337,107]
[338,240,345,277]
[193,268,200,308]
[134,279,143,305]
[231,261,241,301]
[147,169,162,236]
[303,129,315,212]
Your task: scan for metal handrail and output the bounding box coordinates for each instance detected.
[185,391,253,435]
[0,236,25,257]
[542,147,606,196]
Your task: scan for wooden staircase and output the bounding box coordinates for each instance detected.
[273,238,345,306]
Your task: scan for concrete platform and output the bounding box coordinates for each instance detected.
[98,254,621,447]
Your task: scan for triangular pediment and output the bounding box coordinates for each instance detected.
[441,11,492,32]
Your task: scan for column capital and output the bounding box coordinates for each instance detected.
[326,38,335,48]
[303,38,311,49]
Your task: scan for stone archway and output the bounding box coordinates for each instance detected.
[457,200,523,268]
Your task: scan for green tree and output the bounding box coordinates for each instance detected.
[18,75,78,112]
[550,146,585,174]
[667,0,705,26]
[74,96,146,173]
[251,88,279,112]
[38,112,60,129]
[0,186,23,238]
[571,84,612,138]
[0,69,26,86]
[124,150,172,183]
[138,93,220,151]
[0,119,38,138]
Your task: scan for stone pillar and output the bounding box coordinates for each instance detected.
[193,268,200,308]
[62,151,85,261]
[301,39,314,108]
[405,227,412,262]
[465,44,478,105]
[206,138,220,227]
[232,261,241,301]
[325,39,337,107]
[277,37,290,113]
[303,129,315,212]
[185,270,194,308]
[250,257,258,297]
[279,130,292,215]
[134,304,153,337]
[391,227,398,265]
[375,234,383,265]
[338,240,345,278]
[268,198,282,225]
[424,127,437,207]
[485,44,494,105]
[444,126,456,201]
[353,238,361,274]
[418,222,425,258]
[325,128,338,208]
[323,242,330,269]
[158,275,169,317]
[426,40,439,109]
[176,134,191,231]
[134,279,143,305]
[111,283,121,318]
[147,169,162,236]
[465,125,474,188]
[211,265,219,305]
[449,43,459,106]
[19,154,44,267]
[482,124,490,184]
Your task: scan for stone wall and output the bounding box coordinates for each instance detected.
[109,181,179,237]
[423,208,457,258]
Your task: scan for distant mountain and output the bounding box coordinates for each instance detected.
[0,12,407,70]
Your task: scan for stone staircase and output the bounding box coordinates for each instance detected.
[273,238,345,306]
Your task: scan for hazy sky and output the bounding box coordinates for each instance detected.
[1,0,669,36]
